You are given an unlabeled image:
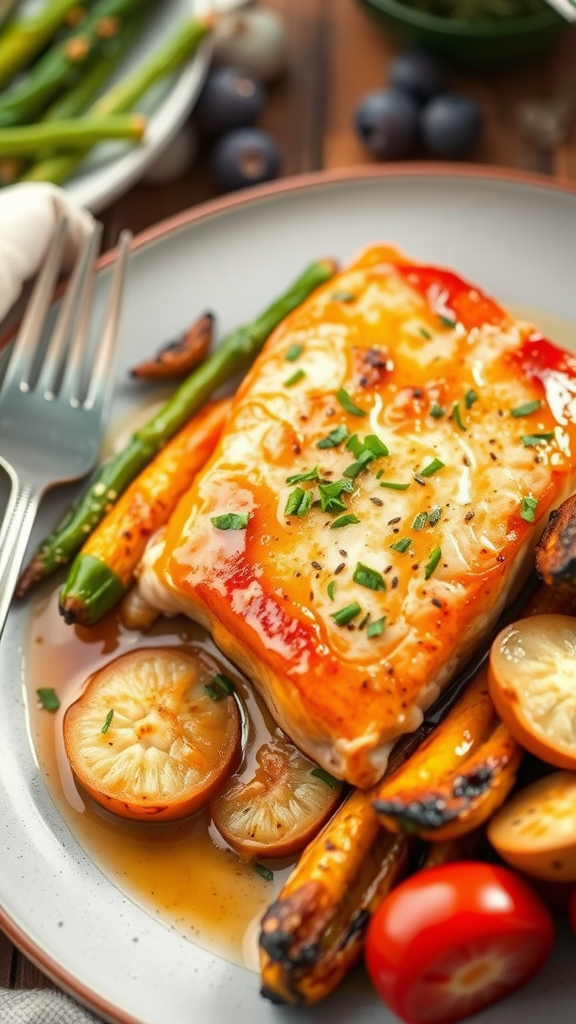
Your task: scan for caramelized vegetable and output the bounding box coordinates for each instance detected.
[130,312,213,381]
[373,665,523,842]
[64,647,241,821]
[536,493,576,589]
[259,788,415,1005]
[210,732,343,859]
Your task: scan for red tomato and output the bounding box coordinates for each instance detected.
[365,861,555,1024]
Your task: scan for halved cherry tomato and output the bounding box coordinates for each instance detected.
[365,861,554,1024]
[489,614,576,771]
[488,770,576,882]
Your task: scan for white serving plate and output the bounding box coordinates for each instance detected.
[1,166,575,1024]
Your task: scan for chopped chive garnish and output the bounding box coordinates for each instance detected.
[331,290,356,302]
[317,425,348,449]
[310,766,340,788]
[253,862,273,881]
[285,487,312,517]
[285,342,304,362]
[366,616,385,638]
[327,580,337,600]
[353,562,386,591]
[521,432,555,447]
[419,327,432,340]
[318,478,353,513]
[380,480,410,491]
[331,601,362,626]
[520,496,538,523]
[204,675,234,701]
[364,434,389,458]
[346,433,365,457]
[212,673,235,695]
[424,546,442,580]
[412,512,428,531]
[286,466,320,484]
[464,389,478,409]
[428,506,442,526]
[336,388,367,417]
[452,402,466,431]
[511,399,541,418]
[102,709,114,734]
[331,513,361,529]
[284,368,306,387]
[430,404,445,419]
[438,314,456,329]
[211,512,249,530]
[344,450,374,478]
[390,537,412,553]
[420,458,445,478]
[37,688,59,712]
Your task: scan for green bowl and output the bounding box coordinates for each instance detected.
[358,0,572,70]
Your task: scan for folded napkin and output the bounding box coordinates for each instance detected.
[0,988,101,1023]
[0,182,93,324]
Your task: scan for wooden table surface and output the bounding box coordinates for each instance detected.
[2,0,576,1004]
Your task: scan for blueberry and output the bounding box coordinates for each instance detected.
[419,93,484,159]
[211,127,280,191]
[354,90,419,159]
[194,66,266,137]
[388,51,447,106]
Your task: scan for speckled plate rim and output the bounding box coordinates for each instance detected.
[1,163,576,1024]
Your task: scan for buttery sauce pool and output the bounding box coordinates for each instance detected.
[23,304,576,970]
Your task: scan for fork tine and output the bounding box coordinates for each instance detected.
[84,228,132,412]
[1,215,69,395]
[36,219,102,400]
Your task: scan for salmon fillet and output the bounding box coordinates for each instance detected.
[143,244,576,788]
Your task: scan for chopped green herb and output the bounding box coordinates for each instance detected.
[511,399,541,418]
[286,466,320,484]
[310,766,340,788]
[327,580,337,601]
[464,389,478,409]
[284,342,304,362]
[212,673,235,695]
[353,562,386,591]
[412,512,428,531]
[336,388,367,418]
[439,314,457,329]
[366,616,385,638]
[211,512,250,530]
[430,404,445,419]
[419,326,432,340]
[101,709,114,734]
[37,688,59,712]
[346,433,365,457]
[284,368,306,387]
[253,862,274,882]
[344,449,374,479]
[520,496,538,523]
[420,458,445,478]
[521,432,555,447]
[331,601,362,626]
[380,480,410,491]
[317,425,348,449]
[428,506,442,526]
[364,434,389,458]
[318,478,353,513]
[331,290,356,302]
[285,487,313,517]
[390,537,412,553]
[452,402,466,431]
[204,674,235,701]
[424,546,442,580]
[331,513,361,529]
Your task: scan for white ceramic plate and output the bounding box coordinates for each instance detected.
[1,166,576,1024]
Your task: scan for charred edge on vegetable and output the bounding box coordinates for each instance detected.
[373,763,499,832]
[259,880,328,971]
[536,499,576,588]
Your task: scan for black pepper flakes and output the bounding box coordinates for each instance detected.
[371,497,384,507]
[490,452,498,462]
[334,562,346,575]
[465,510,475,521]
[414,474,426,486]
[388,516,401,525]
[311,561,323,570]
[339,549,348,557]
[391,576,398,588]
[432,597,443,608]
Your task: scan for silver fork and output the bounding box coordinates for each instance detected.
[0,216,131,641]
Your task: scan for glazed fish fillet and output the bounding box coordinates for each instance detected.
[144,244,576,788]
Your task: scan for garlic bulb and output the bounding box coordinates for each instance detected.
[212,7,288,83]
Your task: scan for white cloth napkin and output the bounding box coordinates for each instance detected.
[0,988,101,1023]
[0,182,93,323]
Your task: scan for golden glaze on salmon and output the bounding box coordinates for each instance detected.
[143,245,576,788]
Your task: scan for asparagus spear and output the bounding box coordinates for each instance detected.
[0,0,95,90]
[22,15,213,186]
[17,258,338,598]
[0,114,146,155]
[0,0,149,129]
